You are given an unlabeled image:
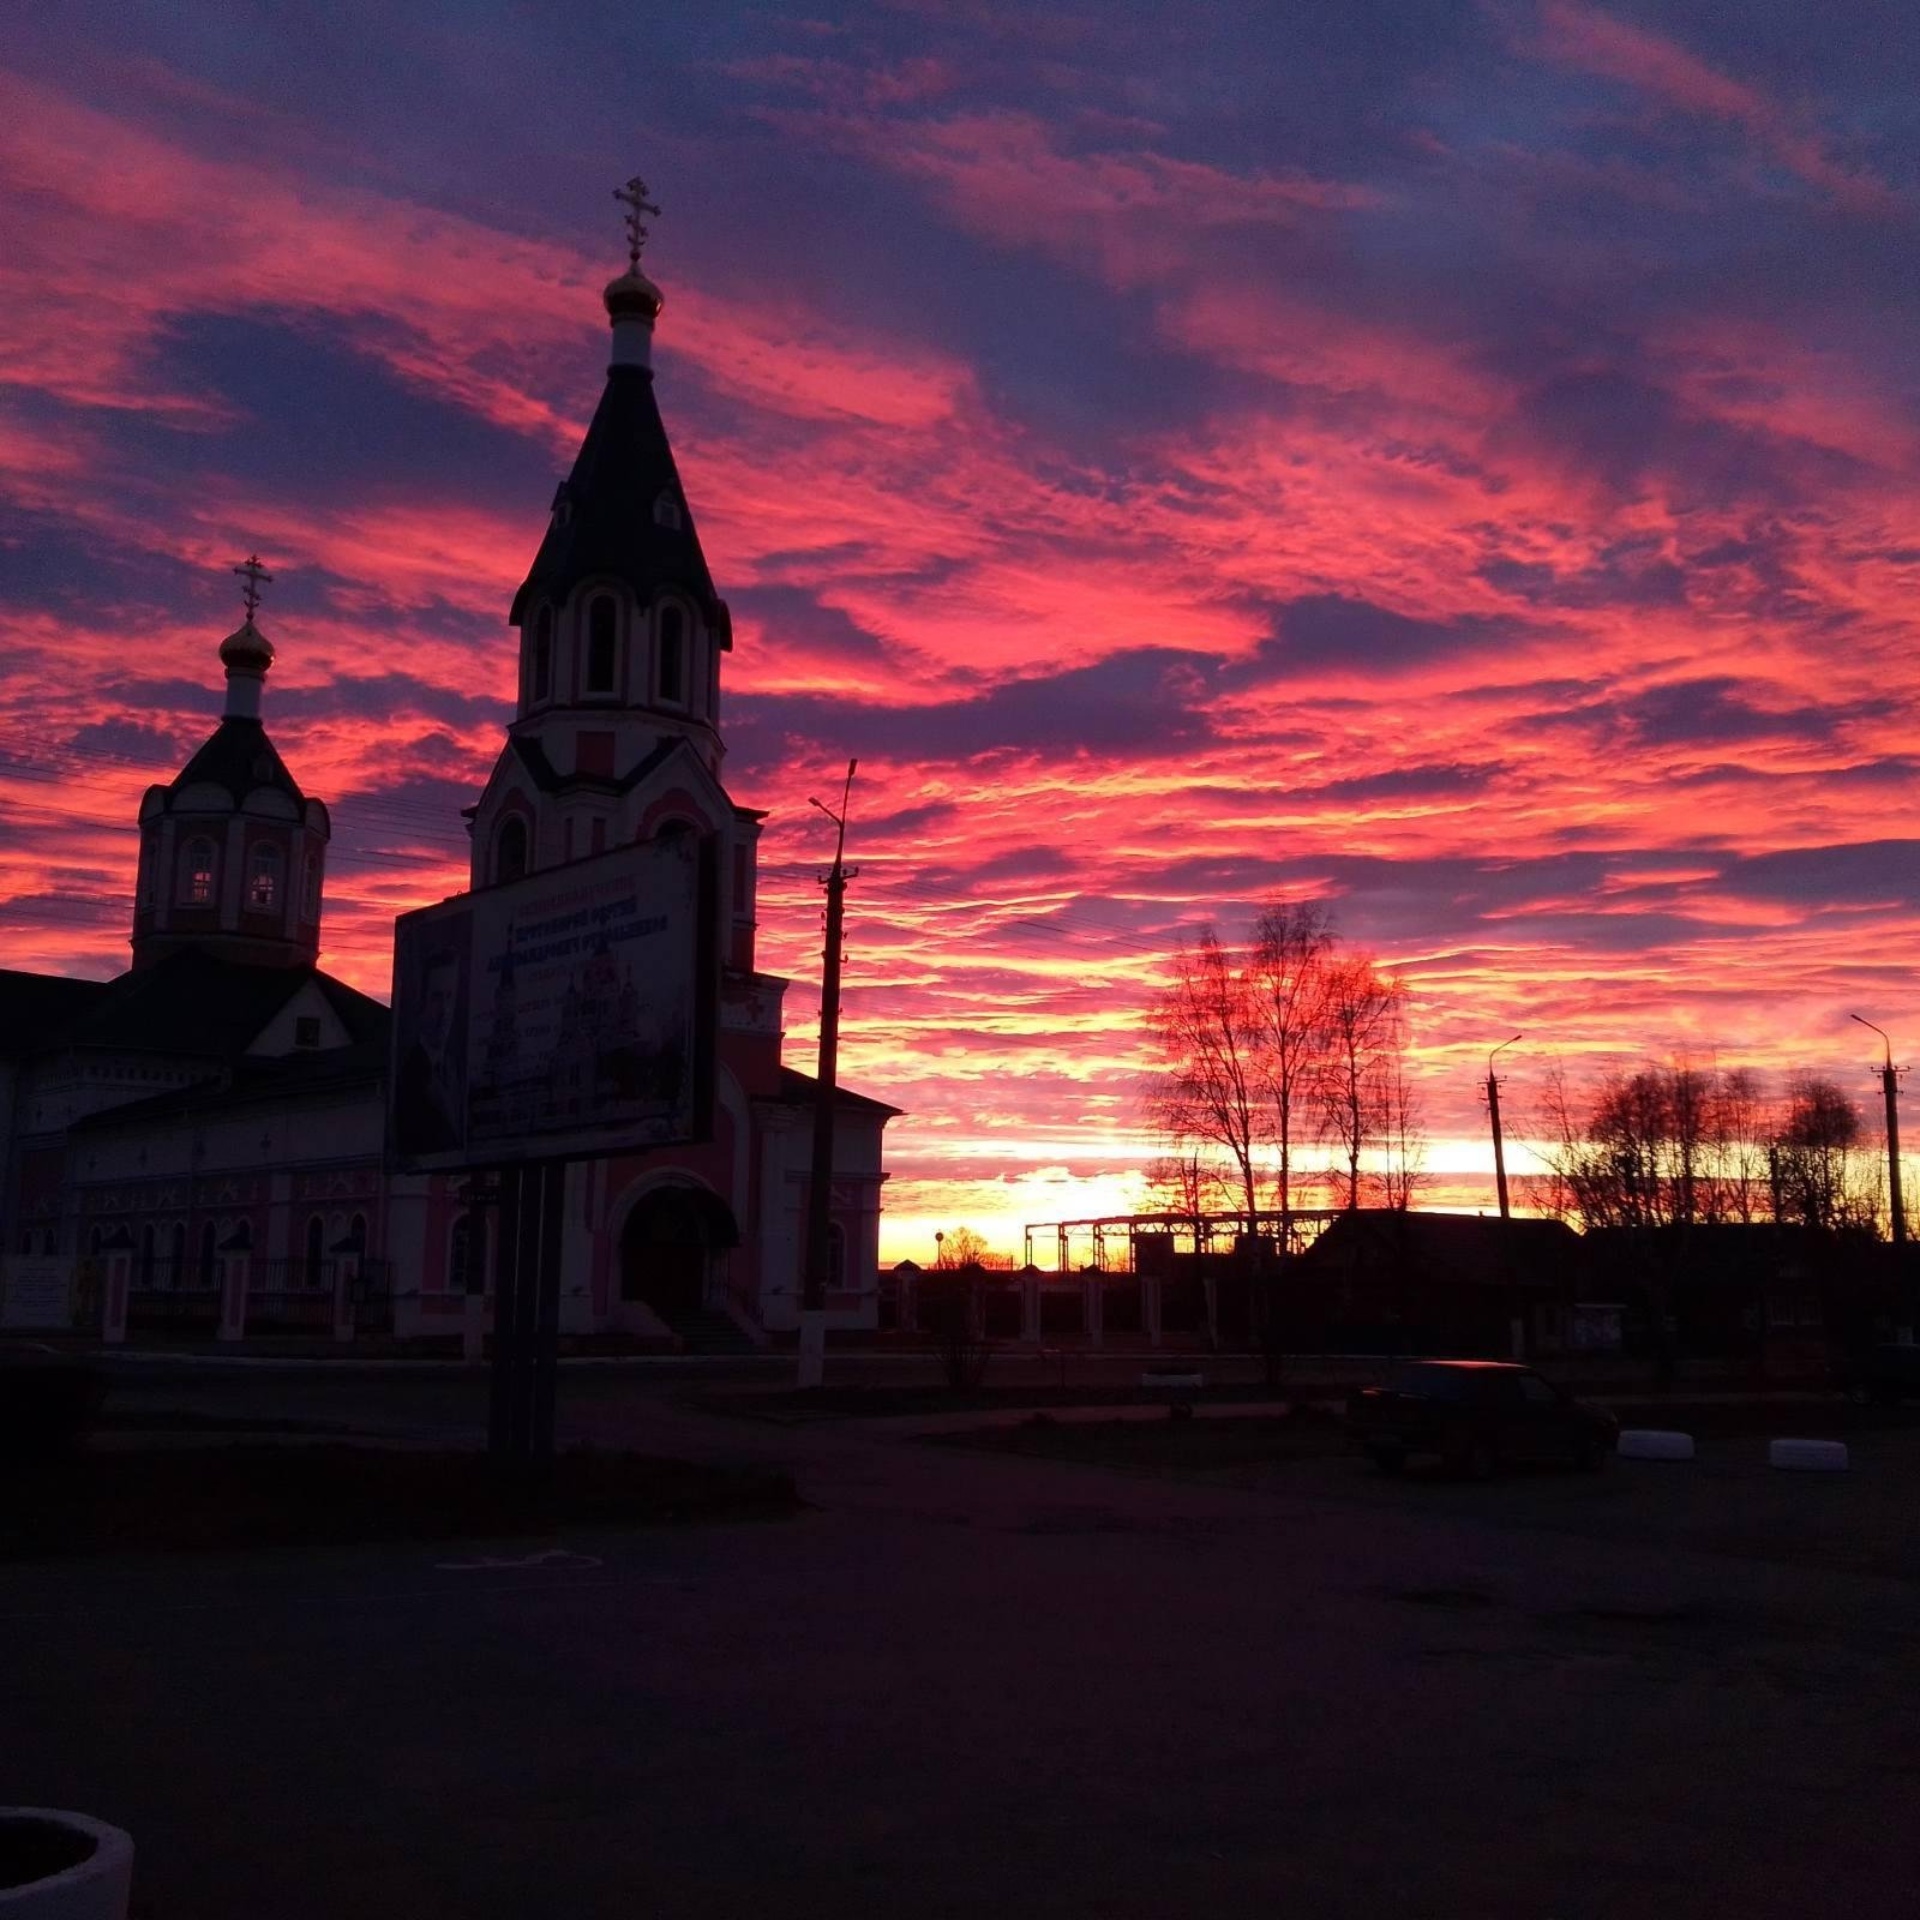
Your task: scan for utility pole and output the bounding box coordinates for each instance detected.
[797,761,858,1389]
[1852,1014,1910,1341]
[1487,1034,1521,1221]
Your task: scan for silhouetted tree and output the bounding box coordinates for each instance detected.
[1710,1066,1772,1224]
[935,1225,993,1270]
[1319,954,1405,1212]
[1775,1074,1877,1233]
[1378,1050,1428,1210]
[1144,1152,1230,1224]
[1247,900,1336,1241]
[1147,929,1261,1226]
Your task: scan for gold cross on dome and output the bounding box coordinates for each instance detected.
[231,553,273,620]
[614,175,661,271]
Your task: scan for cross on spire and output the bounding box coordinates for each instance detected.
[614,175,660,272]
[232,553,273,621]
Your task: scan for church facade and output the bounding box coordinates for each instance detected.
[0,591,395,1342]
[388,204,896,1343]
[0,197,895,1347]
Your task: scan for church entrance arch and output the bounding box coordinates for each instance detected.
[617,1182,739,1327]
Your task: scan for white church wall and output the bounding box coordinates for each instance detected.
[248,982,354,1056]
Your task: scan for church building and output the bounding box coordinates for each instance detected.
[0,578,393,1341]
[389,185,897,1344]
[0,186,896,1348]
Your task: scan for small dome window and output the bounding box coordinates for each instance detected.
[531,605,553,702]
[247,843,282,911]
[658,605,686,704]
[653,490,683,531]
[587,596,618,693]
[181,837,217,905]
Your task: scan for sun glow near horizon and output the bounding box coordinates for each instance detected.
[3,5,1918,1265]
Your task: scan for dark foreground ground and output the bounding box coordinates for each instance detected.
[4,1358,1917,1919]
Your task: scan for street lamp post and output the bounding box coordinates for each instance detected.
[1851,1014,1910,1341]
[798,761,858,1390]
[1487,1034,1522,1221]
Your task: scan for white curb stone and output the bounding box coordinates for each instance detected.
[1617,1428,1695,1461]
[1769,1437,1849,1472]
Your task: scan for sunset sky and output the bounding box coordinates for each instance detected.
[4,2,1918,1262]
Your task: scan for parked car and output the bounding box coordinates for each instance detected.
[1346,1359,1618,1479]
[1832,1343,1920,1405]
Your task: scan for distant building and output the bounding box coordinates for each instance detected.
[1285,1210,1584,1358]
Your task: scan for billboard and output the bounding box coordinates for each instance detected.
[391,834,713,1171]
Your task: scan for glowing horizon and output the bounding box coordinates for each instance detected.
[3,6,1918,1266]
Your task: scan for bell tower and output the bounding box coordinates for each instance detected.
[471,178,740,891]
[131,556,331,970]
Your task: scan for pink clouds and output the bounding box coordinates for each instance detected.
[1533,1,1897,212]
[3,19,1919,1260]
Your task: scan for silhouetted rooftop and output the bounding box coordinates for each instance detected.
[510,366,727,637]
[8,949,387,1063]
[170,716,306,806]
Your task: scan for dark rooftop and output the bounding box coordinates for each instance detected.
[169,716,305,806]
[510,366,727,636]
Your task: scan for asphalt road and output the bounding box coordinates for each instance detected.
[4,1366,1917,1919]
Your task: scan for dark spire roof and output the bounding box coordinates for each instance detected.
[509,366,728,642]
[169,717,305,807]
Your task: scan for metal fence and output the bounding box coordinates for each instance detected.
[126,1276,221,1333]
[245,1257,393,1335]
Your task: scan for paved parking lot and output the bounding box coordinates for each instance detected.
[4,1364,1917,1919]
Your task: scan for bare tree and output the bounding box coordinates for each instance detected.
[936,1225,993,1270]
[1775,1074,1876,1232]
[1319,955,1405,1212]
[1144,1151,1229,1221]
[1247,900,1335,1239]
[1147,930,1262,1226]
[1709,1066,1772,1223]
[1378,1049,1428,1210]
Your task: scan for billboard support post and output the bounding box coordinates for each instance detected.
[488,1161,563,1460]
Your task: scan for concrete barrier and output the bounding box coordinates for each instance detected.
[1617,1428,1695,1461]
[1769,1437,1849,1472]
[0,1808,133,1917]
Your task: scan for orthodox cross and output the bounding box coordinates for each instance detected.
[232,553,273,621]
[613,175,661,271]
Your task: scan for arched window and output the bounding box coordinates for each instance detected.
[198,1219,217,1286]
[169,1221,186,1287]
[247,843,281,911]
[449,1212,489,1294]
[140,1223,155,1285]
[181,837,216,905]
[304,1215,325,1288]
[531,605,553,702]
[658,605,685,704]
[349,1212,367,1252]
[495,816,529,885]
[653,489,683,531]
[586,596,618,693]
